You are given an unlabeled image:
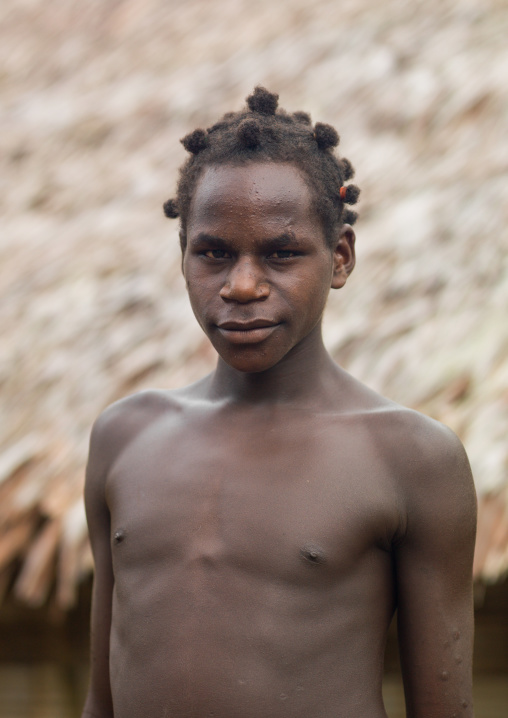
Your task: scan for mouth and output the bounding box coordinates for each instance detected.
[216,320,280,344]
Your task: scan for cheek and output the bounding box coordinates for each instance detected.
[187,279,211,312]
[302,285,331,325]
[184,259,215,294]
[288,264,332,313]
[183,266,210,313]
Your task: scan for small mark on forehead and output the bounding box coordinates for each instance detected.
[300,544,326,566]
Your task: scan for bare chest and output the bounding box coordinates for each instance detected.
[106,410,400,583]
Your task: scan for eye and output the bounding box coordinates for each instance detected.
[268,249,298,259]
[204,249,231,259]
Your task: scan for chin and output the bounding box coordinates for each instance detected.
[218,346,287,375]
[224,356,281,374]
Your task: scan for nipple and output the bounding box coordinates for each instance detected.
[113,529,125,545]
[300,544,326,565]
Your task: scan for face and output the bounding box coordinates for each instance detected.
[183,162,355,374]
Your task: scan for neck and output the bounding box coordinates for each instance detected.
[207,324,342,408]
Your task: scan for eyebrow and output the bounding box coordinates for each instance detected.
[191,233,230,248]
[191,232,300,249]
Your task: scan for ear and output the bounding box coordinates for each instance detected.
[180,231,187,275]
[331,224,356,289]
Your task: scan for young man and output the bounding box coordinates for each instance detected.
[82,87,477,718]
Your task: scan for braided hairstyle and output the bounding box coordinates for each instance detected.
[164,87,360,251]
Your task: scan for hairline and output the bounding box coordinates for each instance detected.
[180,156,341,253]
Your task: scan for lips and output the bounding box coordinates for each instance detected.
[218,320,277,330]
[216,319,280,344]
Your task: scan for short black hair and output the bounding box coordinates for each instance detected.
[163,87,360,252]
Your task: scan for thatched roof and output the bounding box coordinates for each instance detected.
[1,0,507,608]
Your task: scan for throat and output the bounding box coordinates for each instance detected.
[210,330,339,406]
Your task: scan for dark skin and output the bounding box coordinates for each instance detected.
[83,163,477,718]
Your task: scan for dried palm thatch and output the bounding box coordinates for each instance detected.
[1,0,507,608]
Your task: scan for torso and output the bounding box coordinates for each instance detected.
[105,389,406,718]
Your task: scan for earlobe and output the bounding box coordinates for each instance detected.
[331,225,356,289]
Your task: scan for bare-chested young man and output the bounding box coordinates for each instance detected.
[82,87,477,718]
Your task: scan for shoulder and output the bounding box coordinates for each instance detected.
[334,368,476,556]
[367,402,463,459]
[341,372,477,536]
[374,406,477,542]
[377,405,472,487]
[86,389,181,487]
[337,370,473,487]
[90,388,178,446]
[347,376,469,477]
[91,388,178,437]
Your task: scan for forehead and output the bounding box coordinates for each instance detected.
[187,162,320,238]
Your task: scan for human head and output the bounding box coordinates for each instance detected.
[181,161,355,374]
[163,87,360,252]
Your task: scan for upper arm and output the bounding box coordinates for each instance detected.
[81,391,172,718]
[394,420,477,718]
[82,412,116,718]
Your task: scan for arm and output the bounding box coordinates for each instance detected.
[81,391,171,718]
[394,421,477,718]
[81,414,115,718]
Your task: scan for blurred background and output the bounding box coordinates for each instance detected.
[1,0,507,715]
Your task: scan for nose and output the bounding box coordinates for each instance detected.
[219,257,270,303]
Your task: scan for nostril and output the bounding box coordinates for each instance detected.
[220,273,269,302]
[219,282,232,298]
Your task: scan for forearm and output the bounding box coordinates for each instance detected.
[81,698,114,718]
[397,576,474,717]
